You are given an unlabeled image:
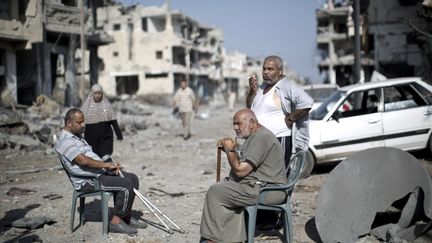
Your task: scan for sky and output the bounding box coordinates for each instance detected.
[119,0,324,82]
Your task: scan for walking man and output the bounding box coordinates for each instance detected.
[173,79,197,140]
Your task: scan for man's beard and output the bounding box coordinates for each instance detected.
[75,129,84,138]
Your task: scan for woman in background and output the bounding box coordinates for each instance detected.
[81,84,122,161]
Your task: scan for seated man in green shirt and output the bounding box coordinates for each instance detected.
[200,108,287,243]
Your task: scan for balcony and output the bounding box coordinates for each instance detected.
[44,2,82,34]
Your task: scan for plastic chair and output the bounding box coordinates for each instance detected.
[57,154,112,235]
[245,151,305,243]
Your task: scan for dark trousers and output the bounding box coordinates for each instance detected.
[277,136,292,169]
[98,171,139,222]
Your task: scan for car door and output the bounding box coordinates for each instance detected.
[317,88,384,161]
[382,82,432,150]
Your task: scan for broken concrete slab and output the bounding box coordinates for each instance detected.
[6,187,37,196]
[315,147,432,243]
[42,194,62,200]
[0,107,22,127]
[11,216,56,229]
[6,169,40,176]
[27,95,60,120]
[7,134,40,149]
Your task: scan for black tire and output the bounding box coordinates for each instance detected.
[300,150,315,178]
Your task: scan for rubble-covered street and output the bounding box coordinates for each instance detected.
[0,101,431,243]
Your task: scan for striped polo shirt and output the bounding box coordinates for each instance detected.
[55,129,105,190]
[173,87,196,112]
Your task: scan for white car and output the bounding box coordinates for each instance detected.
[302,77,432,177]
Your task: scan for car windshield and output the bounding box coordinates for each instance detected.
[304,87,337,102]
[311,90,346,120]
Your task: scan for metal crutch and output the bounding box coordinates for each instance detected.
[117,170,185,234]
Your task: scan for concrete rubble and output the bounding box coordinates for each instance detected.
[11,216,56,230]
[0,96,151,153]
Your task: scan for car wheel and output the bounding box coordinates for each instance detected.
[300,150,315,178]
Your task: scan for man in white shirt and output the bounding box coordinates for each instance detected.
[247,55,313,168]
[246,55,313,229]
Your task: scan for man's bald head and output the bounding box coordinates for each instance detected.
[234,108,258,123]
[233,109,260,139]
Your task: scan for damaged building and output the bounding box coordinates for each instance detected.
[96,3,225,103]
[0,0,113,107]
[316,0,432,86]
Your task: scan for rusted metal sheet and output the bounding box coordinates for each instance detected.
[315,147,432,243]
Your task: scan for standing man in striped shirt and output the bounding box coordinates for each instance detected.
[173,79,197,140]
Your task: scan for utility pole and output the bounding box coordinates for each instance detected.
[79,0,86,102]
[353,0,361,83]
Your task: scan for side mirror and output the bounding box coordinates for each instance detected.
[332,111,341,122]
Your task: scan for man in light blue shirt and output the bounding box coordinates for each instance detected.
[55,108,147,235]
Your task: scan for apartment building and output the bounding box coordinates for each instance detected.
[316,0,432,86]
[0,0,112,106]
[96,3,224,103]
[367,0,432,80]
[316,0,374,86]
[0,0,43,105]
[222,51,247,103]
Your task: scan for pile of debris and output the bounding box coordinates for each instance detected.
[0,95,153,153]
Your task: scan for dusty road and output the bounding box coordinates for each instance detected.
[0,103,431,243]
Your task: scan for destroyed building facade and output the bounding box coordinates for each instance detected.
[0,0,113,107]
[96,3,227,103]
[316,0,432,86]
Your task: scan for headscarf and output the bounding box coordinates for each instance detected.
[81,84,117,124]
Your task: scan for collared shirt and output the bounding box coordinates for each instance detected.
[229,126,286,185]
[274,77,314,152]
[55,129,104,190]
[173,87,196,112]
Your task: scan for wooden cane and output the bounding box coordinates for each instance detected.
[216,147,222,182]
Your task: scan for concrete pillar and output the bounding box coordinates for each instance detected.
[164,0,173,32]
[89,45,98,86]
[42,42,52,96]
[5,49,17,103]
[65,35,79,106]
[10,0,19,19]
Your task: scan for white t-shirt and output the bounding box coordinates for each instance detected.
[251,85,291,137]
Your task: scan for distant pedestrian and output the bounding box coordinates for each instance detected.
[81,84,122,161]
[228,90,236,111]
[172,79,197,140]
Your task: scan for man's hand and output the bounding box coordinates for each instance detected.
[285,115,294,128]
[248,74,258,93]
[107,161,123,175]
[284,109,311,128]
[217,137,236,153]
[246,73,258,108]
